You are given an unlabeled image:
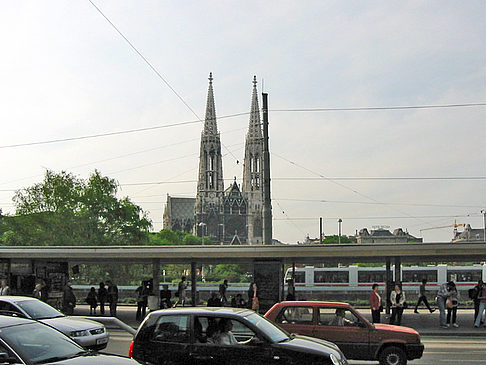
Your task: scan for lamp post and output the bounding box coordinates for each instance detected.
[338,219,342,244]
[482,209,486,243]
[198,222,206,245]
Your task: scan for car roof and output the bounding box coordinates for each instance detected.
[149,307,254,317]
[0,296,37,303]
[0,315,38,328]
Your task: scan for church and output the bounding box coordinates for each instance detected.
[163,73,266,244]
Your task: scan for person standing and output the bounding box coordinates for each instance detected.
[0,280,10,296]
[106,280,118,317]
[62,282,76,315]
[86,287,98,315]
[32,283,42,300]
[446,281,460,328]
[98,282,107,316]
[135,282,149,320]
[437,282,452,329]
[474,281,486,328]
[389,283,406,326]
[174,276,187,307]
[250,283,259,312]
[370,283,382,324]
[286,278,296,301]
[414,279,435,314]
[219,280,229,305]
[160,284,172,309]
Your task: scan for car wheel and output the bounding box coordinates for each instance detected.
[379,346,407,365]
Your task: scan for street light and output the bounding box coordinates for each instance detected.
[481,209,486,243]
[338,218,342,244]
[198,222,207,245]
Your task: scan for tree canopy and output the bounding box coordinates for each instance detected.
[0,170,152,245]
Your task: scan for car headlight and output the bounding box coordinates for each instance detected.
[330,353,340,365]
[70,330,89,337]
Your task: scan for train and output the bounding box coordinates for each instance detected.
[284,264,486,291]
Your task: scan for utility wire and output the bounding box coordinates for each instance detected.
[273,213,481,221]
[271,102,486,113]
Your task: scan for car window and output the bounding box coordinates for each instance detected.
[0,340,20,364]
[319,308,359,327]
[15,300,64,320]
[244,313,288,343]
[0,301,22,315]
[195,317,256,345]
[276,306,314,324]
[152,315,190,343]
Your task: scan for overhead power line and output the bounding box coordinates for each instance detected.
[271,102,486,113]
[273,213,481,221]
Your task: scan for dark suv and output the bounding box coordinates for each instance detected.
[130,307,348,365]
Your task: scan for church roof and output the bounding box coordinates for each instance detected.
[203,72,218,136]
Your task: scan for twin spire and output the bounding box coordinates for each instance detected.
[204,72,218,136]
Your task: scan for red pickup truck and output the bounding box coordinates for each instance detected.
[265,301,424,365]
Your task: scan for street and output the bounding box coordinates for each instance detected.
[103,331,486,365]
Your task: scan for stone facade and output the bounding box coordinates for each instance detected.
[162,195,195,233]
[356,227,422,244]
[452,224,485,243]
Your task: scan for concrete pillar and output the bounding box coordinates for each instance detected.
[151,259,160,309]
[191,262,197,307]
[385,259,391,314]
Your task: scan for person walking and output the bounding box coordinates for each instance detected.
[174,276,187,307]
[474,281,486,328]
[86,287,98,315]
[446,281,460,328]
[414,279,435,314]
[370,283,382,324]
[32,283,42,300]
[437,282,452,329]
[389,283,406,326]
[62,282,76,315]
[106,280,118,317]
[0,280,10,296]
[98,282,107,316]
[250,282,259,312]
[471,280,484,324]
[286,278,296,301]
[160,284,172,309]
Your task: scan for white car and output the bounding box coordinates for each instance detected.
[0,296,109,350]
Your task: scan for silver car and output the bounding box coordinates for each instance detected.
[0,296,109,350]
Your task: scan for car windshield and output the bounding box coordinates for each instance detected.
[0,322,86,364]
[16,300,64,320]
[245,313,289,343]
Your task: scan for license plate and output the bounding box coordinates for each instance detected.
[96,337,108,345]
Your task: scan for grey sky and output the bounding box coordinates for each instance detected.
[1,1,485,243]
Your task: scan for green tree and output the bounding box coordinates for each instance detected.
[2,170,151,245]
[321,235,352,244]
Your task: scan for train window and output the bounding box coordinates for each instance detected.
[358,271,386,283]
[314,271,348,283]
[447,270,482,282]
[402,270,437,283]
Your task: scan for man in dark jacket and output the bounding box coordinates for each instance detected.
[62,282,76,315]
[106,280,119,317]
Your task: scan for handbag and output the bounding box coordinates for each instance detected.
[378,305,383,313]
[446,296,454,309]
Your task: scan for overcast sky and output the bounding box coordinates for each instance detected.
[1,1,485,243]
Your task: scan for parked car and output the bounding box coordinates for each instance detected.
[130,307,348,365]
[0,315,139,364]
[264,301,424,365]
[0,296,109,350]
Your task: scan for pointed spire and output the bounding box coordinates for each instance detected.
[204,72,218,135]
[248,75,262,139]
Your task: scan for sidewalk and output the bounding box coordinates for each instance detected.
[73,305,486,337]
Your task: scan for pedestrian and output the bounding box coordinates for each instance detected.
[446,281,460,328]
[231,294,246,308]
[219,280,228,305]
[32,283,42,300]
[389,283,405,326]
[106,280,118,317]
[135,282,149,320]
[474,281,486,328]
[0,280,10,296]
[471,280,484,324]
[286,278,296,301]
[437,282,452,329]
[414,279,435,314]
[370,283,382,324]
[62,281,76,315]
[86,287,98,315]
[174,276,187,307]
[98,282,107,316]
[250,282,259,312]
[207,292,222,307]
[160,284,172,309]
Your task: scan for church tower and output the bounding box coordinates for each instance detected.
[242,76,264,244]
[194,73,224,241]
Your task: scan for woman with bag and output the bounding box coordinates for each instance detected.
[389,283,406,325]
[446,281,460,328]
[437,282,452,328]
